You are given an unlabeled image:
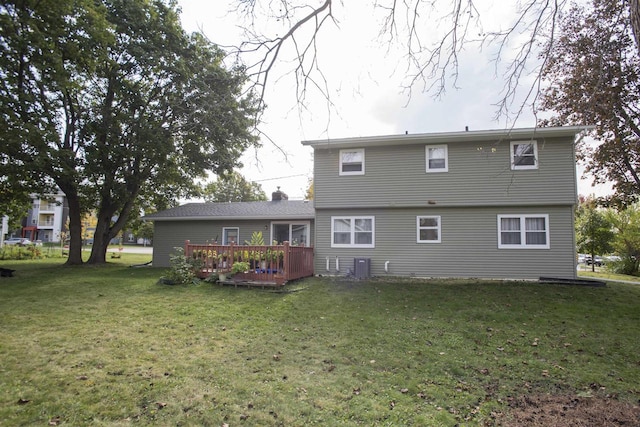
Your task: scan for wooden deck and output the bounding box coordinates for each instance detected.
[184,241,314,286]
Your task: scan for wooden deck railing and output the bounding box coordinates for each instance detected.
[184,241,314,286]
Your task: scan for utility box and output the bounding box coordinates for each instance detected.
[354,258,371,279]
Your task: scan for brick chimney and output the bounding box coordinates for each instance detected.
[272,187,288,201]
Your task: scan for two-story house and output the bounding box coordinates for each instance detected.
[302,126,587,280]
[147,126,587,281]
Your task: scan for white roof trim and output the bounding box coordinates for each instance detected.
[146,214,314,222]
[301,126,593,149]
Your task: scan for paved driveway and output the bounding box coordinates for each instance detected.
[111,246,153,255]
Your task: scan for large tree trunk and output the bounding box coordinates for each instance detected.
[87,214,112,264]
[86,196,136,264]
[59,185,84,265]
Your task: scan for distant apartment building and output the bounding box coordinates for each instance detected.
[22,192,69,243]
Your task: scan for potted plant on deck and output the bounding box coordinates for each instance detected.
[219,261,250,283]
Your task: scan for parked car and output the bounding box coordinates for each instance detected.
[4,238,32,246]
[585,255,604,267]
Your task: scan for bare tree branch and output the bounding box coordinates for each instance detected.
[225,0,638,129]
[230,0,335,112]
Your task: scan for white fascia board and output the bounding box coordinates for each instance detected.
[301,126,594,149]
[146,215,314,222]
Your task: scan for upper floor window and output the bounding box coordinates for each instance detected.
[426,145,448,172]
[417,216,441,243]
[339,149,365,175]
[498,214,549,249]
[331,216,375,248]
[510,140,538,170]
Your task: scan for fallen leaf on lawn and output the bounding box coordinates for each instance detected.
[353,387,361,395]
[48,416,61,426]
[417,392,427,399]
[400,388,409,394]
[541,370,549,377]
[76,375,88,380]
[156,402,167,409]
[479,368,490,375]
[17,398,30,405]
[389,401,396,409]
[240,413,249,420]
[272,354,280,361]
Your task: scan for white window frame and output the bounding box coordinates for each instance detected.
[416,216,442,243]
[331,216,375,248]
[270,221,311,246]
[222,227,239,245]
[497,214,550,249]
[425,144,448,173]
[510,140,539,170]
[339,148,365,176]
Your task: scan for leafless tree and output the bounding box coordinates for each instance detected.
[227,0,640,123]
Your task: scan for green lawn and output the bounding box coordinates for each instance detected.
[1,258,639,426]
[578,268,640,284]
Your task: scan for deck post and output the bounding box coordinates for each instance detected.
[184,240,190,257]
[283,241,290,281]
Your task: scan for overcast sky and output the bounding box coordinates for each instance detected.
[176,1,611,200]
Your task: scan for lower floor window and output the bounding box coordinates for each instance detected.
[271,222,310,246]
[498,214,549,249]
[222,227,239,245]
[331,216,375,248]
[417,216,441,243]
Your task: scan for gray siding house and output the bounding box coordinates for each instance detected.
[302,126,587,280]
[147,126,587,280]
[146,190,315,267]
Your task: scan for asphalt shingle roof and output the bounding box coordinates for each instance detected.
[144,200,314,221]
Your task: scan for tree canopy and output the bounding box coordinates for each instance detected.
[539,0,640,206]
[575,199,614,272]
[0,0,260,264]
[606,203,640,273]
[201,171,267,203]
